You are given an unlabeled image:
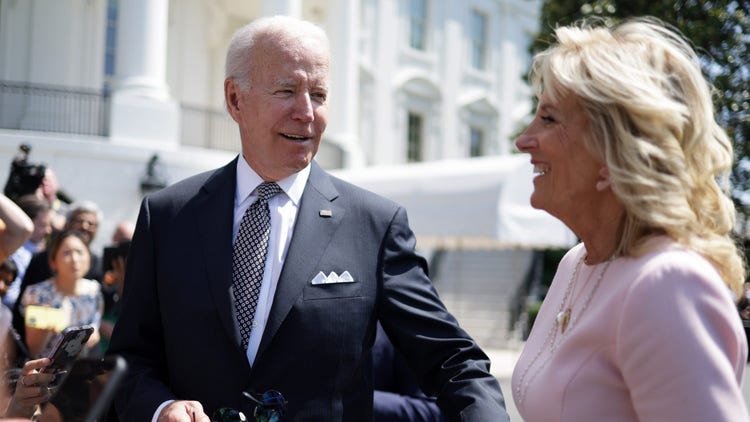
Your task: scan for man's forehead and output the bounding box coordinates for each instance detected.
[72,211,97,221]
[275,76,329,88]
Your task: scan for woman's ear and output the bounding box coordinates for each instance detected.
[596,166,612,191]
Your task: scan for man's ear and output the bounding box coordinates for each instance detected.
[596,166,612,192]
[224,79,241,119]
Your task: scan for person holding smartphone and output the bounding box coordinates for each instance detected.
[19,230,103,358]
[2,357,54,419]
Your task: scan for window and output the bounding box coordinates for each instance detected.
[407,112,423,162]
[409,0,427,50]
[470,10,487,70]
[469,126,484,157]
[104,0,119,91]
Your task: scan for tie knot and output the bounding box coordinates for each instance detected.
[256,182,282,202]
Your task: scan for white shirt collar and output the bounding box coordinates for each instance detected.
[235,155,310,207]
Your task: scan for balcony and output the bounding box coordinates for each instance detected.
[0,81,239,152]
[0,81,109,137]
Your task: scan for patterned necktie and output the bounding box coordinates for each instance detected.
[232,181,282,350]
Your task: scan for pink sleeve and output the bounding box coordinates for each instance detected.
[616,255,748,421]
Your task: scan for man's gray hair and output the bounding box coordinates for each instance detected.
[224,15,329,90]
[67,200,103,222]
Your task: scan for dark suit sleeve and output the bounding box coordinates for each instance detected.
[106,197,176,420]
[378,206,509,422]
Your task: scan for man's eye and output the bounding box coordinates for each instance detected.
[312,93,327,102]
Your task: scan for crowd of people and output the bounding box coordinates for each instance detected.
[0,13,748,422]
[0,161,136,419]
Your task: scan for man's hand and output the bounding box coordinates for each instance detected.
[157,401,211,422]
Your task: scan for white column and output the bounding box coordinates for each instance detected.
[325,0,364,168]
[261,0,301,16]
[373,0,399,165]
[114,0,169,98]
[109,0,179,145]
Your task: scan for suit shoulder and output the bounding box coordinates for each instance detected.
[327,174,401,214]
[146,164,231,206]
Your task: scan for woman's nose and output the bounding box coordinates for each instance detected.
[514,130,538,152]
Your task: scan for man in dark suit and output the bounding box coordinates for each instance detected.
[108,15,508,421]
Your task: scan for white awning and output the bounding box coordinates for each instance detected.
[331,155,577,250]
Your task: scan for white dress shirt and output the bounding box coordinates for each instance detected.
[233,156,309,366]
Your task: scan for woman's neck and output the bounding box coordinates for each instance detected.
[571,198,625,265]
[54,276,77,295]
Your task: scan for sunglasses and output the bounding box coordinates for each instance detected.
[212,390,287,422]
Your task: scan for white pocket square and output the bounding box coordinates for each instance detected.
[310,270,355,285]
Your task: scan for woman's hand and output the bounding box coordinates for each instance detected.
[4,358,55,419]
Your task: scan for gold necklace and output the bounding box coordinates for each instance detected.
[514,254,614,406]
[555,256,595,334]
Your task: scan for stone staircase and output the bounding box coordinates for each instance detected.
[429,249,534,350]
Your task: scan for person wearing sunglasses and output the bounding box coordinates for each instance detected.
[108,14,508,422]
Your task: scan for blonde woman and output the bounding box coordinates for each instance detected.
[512,17,748,421]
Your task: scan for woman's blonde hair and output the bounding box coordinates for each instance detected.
[530,17,745,298]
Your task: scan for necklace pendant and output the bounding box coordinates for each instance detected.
[556,309,571,334]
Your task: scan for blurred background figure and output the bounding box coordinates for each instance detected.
[35,169,70,232]
[3,145,45,205]
[0,194,33,264]
[3,144,71,235]
[0,192,33,387]
[11,202,104,348]
[19,230,102,358]
[0,259,26,369]
[18,201,103,289]
[3,195,52,309]
[110,221,134,246]
[373,322,446,422]
[98,220,133,354]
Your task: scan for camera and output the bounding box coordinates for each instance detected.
[3,144,46,202]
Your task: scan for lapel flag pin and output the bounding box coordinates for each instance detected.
[319,209,333,217]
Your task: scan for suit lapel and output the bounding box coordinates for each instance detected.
[194,157,244,351]
[256,162,343,359]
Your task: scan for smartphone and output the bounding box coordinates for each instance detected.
[102,240,131,273]
[41,325,95,374]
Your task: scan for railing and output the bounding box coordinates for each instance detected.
[0,80,240,152]
[0,81,110,136]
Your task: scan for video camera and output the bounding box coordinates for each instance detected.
[4,144,46,202]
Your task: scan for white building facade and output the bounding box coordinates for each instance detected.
[0,0,540,252]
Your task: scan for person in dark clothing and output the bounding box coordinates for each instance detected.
[373,322,446,422]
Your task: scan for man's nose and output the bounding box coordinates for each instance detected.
[291,93,314,122]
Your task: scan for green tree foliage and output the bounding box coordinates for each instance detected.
[532,1,750,224]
